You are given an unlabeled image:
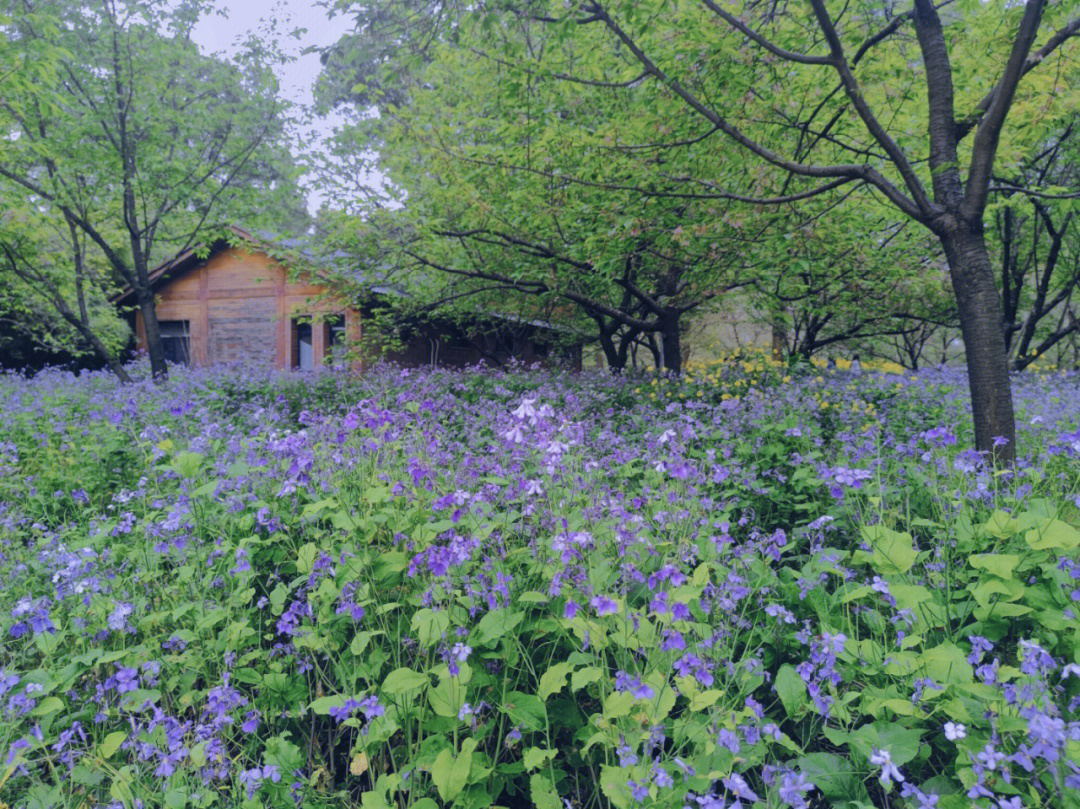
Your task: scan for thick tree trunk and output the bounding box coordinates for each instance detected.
[660,313,681,374]
[597,330,627,373]
[138,291,169,380]
[940,226,1016,463]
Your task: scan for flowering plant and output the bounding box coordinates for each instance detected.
[0,360,1078,808]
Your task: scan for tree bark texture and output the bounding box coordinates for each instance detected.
[940,226,1017,462]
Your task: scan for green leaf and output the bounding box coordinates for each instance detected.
[31,696,64,716]
[410,608,450,648]
[472,608,524,646]
[969,577,1024,608]
[538,662,573,701]
[571,666,603,691]
[430,738,476,802]
[603,691,636,720]
[968,553,1020,579]
[530,773,563,809]
[850,721,923,766]
[381,667,429,695]
[502,690,547,731]
[310,695,352,715]
[1025,519,1080,551]
[981,510,1019,538]
[797,754,870,803]
[427,677,466,718]
[296,542,318,574]
[858,525,918,575]
[523,747,557,771]
[775,664,808,718]
[917,643,974,686]
[99,731,127,759]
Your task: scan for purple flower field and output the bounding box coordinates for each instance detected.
[1,360,1079,809]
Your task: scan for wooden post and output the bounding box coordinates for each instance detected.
[197,265,209,365]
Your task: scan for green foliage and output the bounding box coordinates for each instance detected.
[0,360,1079,808]
[0,0,307,374]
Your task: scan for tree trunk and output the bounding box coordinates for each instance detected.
[138,291,169,380]
[597,329,626,373]
[771,322,787,361]
[940,226,1016,463]
[661,313,681,374]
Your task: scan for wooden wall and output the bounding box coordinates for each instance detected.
[134,246,359,369]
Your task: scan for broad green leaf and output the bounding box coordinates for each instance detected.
[858,525,918,575]
[530,773,563,809]
[1025,519,1080,551]
[472,608,524,646]
[775,664,808,718]
[99,732,127,759]
[410,608,450,648]
[538,661,573,701]
[502,691,547,731]
[381,667,429,695]
[571,666,603,692]
[968,553,1020,579]
[523,747,557,771]
[430,738,476,802]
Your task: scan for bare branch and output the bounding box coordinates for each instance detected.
[957,14,1080,141]
[964,0,1049,219]
[808,0,933,216]
[700,0,831,65]
[586,2,926,221]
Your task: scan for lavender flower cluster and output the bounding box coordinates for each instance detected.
[0,358,1078,809]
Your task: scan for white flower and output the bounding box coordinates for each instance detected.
[869,748,904,786]
[512,397,537,422]
[944,722,966,741]
[502,424,525,444]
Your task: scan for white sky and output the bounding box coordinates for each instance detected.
[190,0,355,215]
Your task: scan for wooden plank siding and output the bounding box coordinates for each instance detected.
[133,246,357,370]
[124,236,580,372]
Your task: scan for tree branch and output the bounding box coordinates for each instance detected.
[964,0,1049,219]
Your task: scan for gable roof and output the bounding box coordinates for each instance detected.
[110,225,268,305]
[112,225,583,339]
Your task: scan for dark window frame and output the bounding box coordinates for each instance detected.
[158,320,191,366]
[291,318,314,371]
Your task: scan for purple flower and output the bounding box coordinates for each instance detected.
[114,666,138,694]
[614,671,655,700]
[590,595,618,616]
[870,748,903,787]
[627,779,649,802]
[241,710,261,734]
[777,769,815,809]
[5,737,30,764]
[722,773,759,803]
[238,767,264,799]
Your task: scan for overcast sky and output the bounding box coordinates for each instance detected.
[190,1,355,214]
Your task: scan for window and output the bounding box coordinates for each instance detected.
[325,316,347,367]
[326,316,346,349]
[292,320,314,370]
[159,320,191,366]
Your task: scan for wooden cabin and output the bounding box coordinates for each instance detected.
[113,228,581,371]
